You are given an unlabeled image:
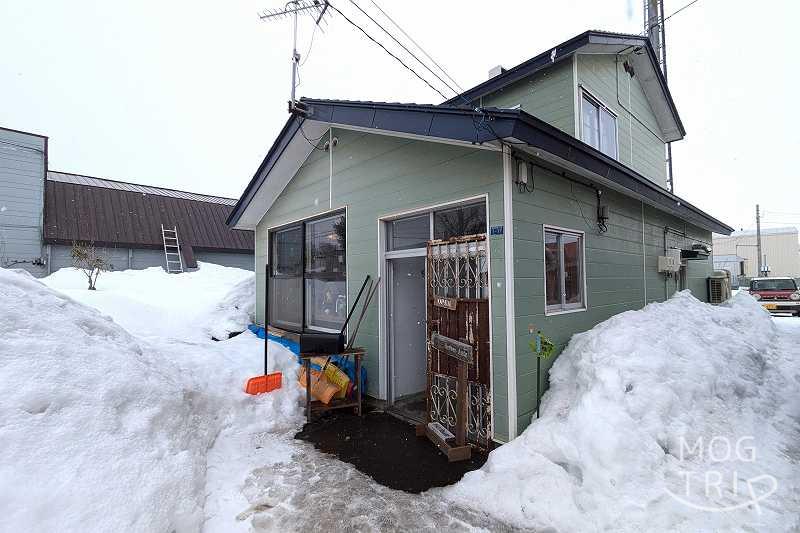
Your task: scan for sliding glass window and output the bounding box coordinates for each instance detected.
[269,226,303,330]
[305,214,347,331]
[268,211,347,333]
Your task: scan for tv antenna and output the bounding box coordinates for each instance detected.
[259,0,330,111]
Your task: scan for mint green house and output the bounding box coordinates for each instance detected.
[228,31,732,445]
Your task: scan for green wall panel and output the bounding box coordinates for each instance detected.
[510,159,712,432]
[255,128,511,441]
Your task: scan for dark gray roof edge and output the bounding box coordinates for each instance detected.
[227,99,728,234]
[443,30,685,138]
[511,112,729,234]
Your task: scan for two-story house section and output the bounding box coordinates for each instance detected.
[448,30,683,190]
[227,30,731,444]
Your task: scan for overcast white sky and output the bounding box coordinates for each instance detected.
[2,0,798,233]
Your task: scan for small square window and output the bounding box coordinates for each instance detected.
[544,227,586,313]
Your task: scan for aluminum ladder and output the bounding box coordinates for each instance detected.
[161,224,184,273]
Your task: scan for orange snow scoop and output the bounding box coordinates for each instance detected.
[245,371,282,395]
[244,280,283,395]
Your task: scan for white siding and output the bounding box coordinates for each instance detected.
[0,128,46,276]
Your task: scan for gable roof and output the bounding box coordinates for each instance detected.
[443,30,685,142]
[227,99,731,235]
[45,171,253,252]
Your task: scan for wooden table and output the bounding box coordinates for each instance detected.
[300,348,364,422]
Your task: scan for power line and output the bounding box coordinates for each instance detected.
[368,0,464,93]
[649,0,702,31]
[327,2,449,100]
[346,0,457,97]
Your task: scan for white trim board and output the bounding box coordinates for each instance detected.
[502,145,518,440]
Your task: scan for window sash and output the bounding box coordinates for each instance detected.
[268,211,347,333]
[544,228,585,313]
[581,92,617,160]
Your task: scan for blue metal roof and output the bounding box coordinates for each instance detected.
[227,99,731,235]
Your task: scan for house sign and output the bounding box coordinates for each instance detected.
[431,333,473,364]
[490,225,504,236]
[433,296,458,310]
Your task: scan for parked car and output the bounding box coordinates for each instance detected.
[748,277,800,316]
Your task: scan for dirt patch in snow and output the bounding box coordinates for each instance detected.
[296,410,488,493]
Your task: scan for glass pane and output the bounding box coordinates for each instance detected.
[305,214,347,330]
[581,96,599,149]
[599,108,617,159]
[271,226,302,276]
[434,203,486,240]
[305,278,348,330]
[563,234,582,305]
[269,225,303,330]
[269,276,302,330]
[545,231,561,307]
[389,214,430,250]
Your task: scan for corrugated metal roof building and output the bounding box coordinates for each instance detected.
[41,171,254,274]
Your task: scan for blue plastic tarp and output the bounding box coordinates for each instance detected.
[247,324,367,392]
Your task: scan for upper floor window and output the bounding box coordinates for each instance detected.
[581,91,618,159]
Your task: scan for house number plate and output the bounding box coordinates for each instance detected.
[431,333,473,364]
[433,296,458,310]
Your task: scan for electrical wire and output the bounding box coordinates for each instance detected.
[327,2,449,100]
[647,0,702,32]
[347,0,458,97]
[298,123,329,151]
[299,16,319,67]
[369,0,463,93]
[571,181,597,232]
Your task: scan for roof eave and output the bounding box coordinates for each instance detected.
[228,100,729,236]
[444,30,685,141]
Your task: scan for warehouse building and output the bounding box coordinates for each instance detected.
[713,227,800,280]
[0,125,253,277]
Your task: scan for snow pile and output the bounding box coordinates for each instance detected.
[201,274,256,340]
[446,291,800,532]
[0,267,302,532]
[42,263,253,340]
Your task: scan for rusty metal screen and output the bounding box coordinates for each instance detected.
[426,235,491,448]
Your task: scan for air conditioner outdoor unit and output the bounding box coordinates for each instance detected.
[708,270,732,305]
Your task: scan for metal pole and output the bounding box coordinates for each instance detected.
[264,260,270,374]
[290,2,299,106]
[756,204,763,276]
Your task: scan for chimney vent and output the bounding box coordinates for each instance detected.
[488,65,506,79]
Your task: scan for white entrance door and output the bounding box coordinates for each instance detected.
[389,255,427,399]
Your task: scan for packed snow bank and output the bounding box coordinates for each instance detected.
[0,267,301,532]
[202,275,256,340]
[445,291,800,532]
[42,262,253,340]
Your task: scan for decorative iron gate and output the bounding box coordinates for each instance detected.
[426,235,491,449]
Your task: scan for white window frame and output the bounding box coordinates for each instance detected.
[580,88,619,160]
[543,224,587,316]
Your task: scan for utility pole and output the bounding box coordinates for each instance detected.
[756,204,763,276]
[644,0,674,193]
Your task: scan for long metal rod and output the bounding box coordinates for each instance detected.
[346,278,381,351]
[290,2,299,105]
[264,260,270,374]
[340,275,371,335]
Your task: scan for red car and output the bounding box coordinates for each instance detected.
[749,277,800,316]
